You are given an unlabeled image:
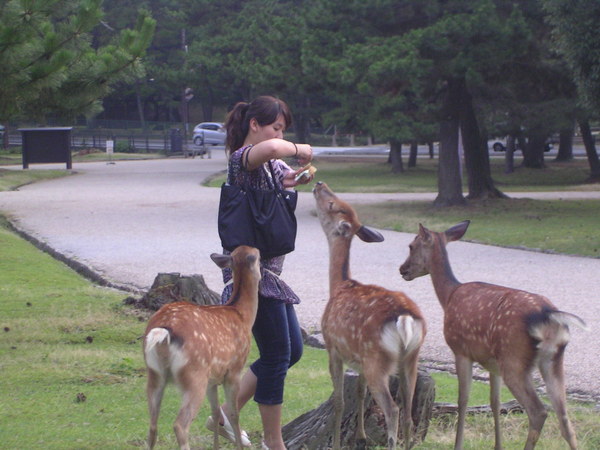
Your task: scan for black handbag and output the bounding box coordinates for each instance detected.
[218,160,298,259]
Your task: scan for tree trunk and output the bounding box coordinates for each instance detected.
[282,370,435,450]
[135,81,146,131]
[428,142,434,159]
[504,135,517,174]
[201,92,214,122]
[408,141,418,167]
[457,78,506,200]
[522,134,546,168]
[554,124,574,161]
[578,119,600,182]
[2,122,9,149]
[390,140,404,173]
[434,79,465,206]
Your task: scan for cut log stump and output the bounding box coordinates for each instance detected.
[282,369,435,449]
[123,272,220,311]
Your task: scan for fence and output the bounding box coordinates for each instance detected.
[3,120,198,155]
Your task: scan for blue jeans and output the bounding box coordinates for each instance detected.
[250,298,303,405]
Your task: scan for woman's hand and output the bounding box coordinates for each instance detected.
[282,166,315,188]
[296,144,313,166]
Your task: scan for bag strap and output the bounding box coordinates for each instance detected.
[266,160,280,191]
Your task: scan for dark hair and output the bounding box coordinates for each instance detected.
[224,95,292,153]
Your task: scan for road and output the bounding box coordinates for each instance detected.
[1,153,599,406]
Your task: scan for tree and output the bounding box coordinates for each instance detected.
[542,0,600,112]
[542,0,600,181]
[0,0,155,125]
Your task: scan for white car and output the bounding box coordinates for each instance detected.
[192,122,226,146]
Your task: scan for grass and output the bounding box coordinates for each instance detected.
[0,148,164,167]
[0,168,68,191]
[0,217,330,448]
[0,219,598,448]
[353,197,600,257]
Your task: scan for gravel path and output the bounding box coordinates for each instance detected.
[1,154,599,405]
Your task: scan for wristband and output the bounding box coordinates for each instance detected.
[293,143,298,157]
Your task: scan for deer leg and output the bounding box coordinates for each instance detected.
[223,378,244,450]
[355,373,367,449]
[329,351,345,450]
[489,373,503,450]
[173,372,208,450]
[365,367,399,450]
[397,351,419,450]
[502,366,547,450]
[206,383,221,450]
[369,384,399,449]
[454,355,473,450]
[146,369,167,450]
[538,349,577,450]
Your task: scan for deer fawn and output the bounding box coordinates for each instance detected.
[313,182,426,450]
[143,245,261,450]
[400,220,588,450]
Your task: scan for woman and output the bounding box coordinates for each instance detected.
[207,96,314,450]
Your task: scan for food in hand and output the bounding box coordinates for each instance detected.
[294,164,317,182]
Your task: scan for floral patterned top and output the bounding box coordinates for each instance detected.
[220,145,300,305]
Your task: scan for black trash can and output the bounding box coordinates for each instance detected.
[170,128,182,154]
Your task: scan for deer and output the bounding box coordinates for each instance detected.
[313,181,426,450]
[142,245,261,450]
[399,220,588,450]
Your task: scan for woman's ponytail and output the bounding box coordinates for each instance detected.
[224,102,249,154]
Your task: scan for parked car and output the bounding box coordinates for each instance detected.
[192,122,226,146]
[491,138,553,153]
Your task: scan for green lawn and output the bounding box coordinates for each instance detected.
[1,218,598,448]
[1,154,599,448]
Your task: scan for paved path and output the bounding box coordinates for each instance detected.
[1,153,599,405]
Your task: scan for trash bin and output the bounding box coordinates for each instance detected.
[170,128,182,154]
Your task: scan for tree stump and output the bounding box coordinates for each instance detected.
[282,369,435,449]
[123,272,221,311]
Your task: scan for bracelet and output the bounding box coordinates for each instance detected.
[293,142,298,157]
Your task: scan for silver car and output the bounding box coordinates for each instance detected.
[192,122,226,146]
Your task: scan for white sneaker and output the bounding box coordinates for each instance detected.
[205,407,251,447]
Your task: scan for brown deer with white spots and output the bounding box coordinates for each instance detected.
[313,182,426,450]
[143,246,261,450]
[400,220,588,450]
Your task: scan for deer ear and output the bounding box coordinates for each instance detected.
[418,223,430,238]
[335,220,352,237]
[357,225,385,243]
[445,220,470,242]
[211,253,232,269]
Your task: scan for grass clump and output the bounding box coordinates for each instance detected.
[353,197,600,257]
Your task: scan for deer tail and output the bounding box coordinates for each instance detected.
[528,309,588,358]
[381,315,424,356]
[144,328,171,373]
[549,310,589,332]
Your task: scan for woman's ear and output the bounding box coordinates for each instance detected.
[248,117,259,133]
